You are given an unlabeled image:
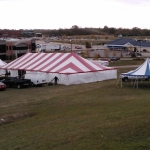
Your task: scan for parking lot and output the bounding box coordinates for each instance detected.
[35,39,150,59]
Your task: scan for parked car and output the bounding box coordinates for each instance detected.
[1,77,32,89]
[126,52,132,56]
[0,82,7,90]
[77,51,82,54]
[61,46,71,50]
[100,58,111,62]
[137,53,142,56]
[136,53,142,57]
[0,76,6,80]
[110,57,120,61]
[75,46,82,49]
[129,52,142,58]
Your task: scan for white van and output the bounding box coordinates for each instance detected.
[24,71,47,86]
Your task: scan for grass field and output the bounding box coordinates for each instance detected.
[1,67,150,150]
[109,59,145,66]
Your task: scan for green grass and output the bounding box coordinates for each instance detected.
[1,68,150,150]
[109,59,145,66]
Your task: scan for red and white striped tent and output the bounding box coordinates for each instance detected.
[1,53,117,85]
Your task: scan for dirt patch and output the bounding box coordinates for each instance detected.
[0,112,36,125]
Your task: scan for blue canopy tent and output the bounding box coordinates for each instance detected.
[120,58,150,88]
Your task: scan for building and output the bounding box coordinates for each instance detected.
[105,38,150,52]
[0,38,36,61]
[35,33,42,38]
[0,29,38,38]
[21,30,35,37]
[0,30,21,38]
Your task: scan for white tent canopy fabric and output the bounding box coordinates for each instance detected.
[121,58,150,77]
[0,59,7,75]
[120,58,150,88]
[0,59,7,67]
[1,53,117,85]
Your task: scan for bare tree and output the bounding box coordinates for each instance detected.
[104,49,109,58]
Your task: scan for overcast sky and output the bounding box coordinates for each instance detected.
[0,0,150,30]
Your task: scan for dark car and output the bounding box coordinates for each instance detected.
[136,53,142,56]
[1,77,32,89]
[0,82,7,91]
[110,57,120,61]
[0,76,6,80]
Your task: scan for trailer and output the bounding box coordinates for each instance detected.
[36,44,62,52]
[24,71,47,86]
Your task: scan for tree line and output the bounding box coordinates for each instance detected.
[35,25,150,37]
[1,25,150,37]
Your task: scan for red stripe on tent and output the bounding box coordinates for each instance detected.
[45,53,75,72]
[2,53,40,70]
[28,53,57,71]
[13,53,42,70]
[2,53,29,69]
[38,53,65,72]
[55,62,84,73]
[18,53,50,70]
[72,53,99,71]
[1,52,116,74]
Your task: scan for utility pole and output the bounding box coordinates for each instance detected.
[70,40,72,52]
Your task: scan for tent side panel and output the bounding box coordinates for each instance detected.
[0,69,6,75]
[47,69,117,85]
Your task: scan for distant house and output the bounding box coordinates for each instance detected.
[104,38,150,52]
[21,30,35,37]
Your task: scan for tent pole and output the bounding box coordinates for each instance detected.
[116,73,120,87]
[94,71,98,82]
[133,79,136,88]
[46,73,48,84]
[137,78,138,89]
[121,78,122,88]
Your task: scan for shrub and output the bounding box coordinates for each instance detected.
[93,53,101,60]
[131,52,136,58]
[85,41,91,48]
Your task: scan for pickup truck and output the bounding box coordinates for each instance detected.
[1,77,32,89]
